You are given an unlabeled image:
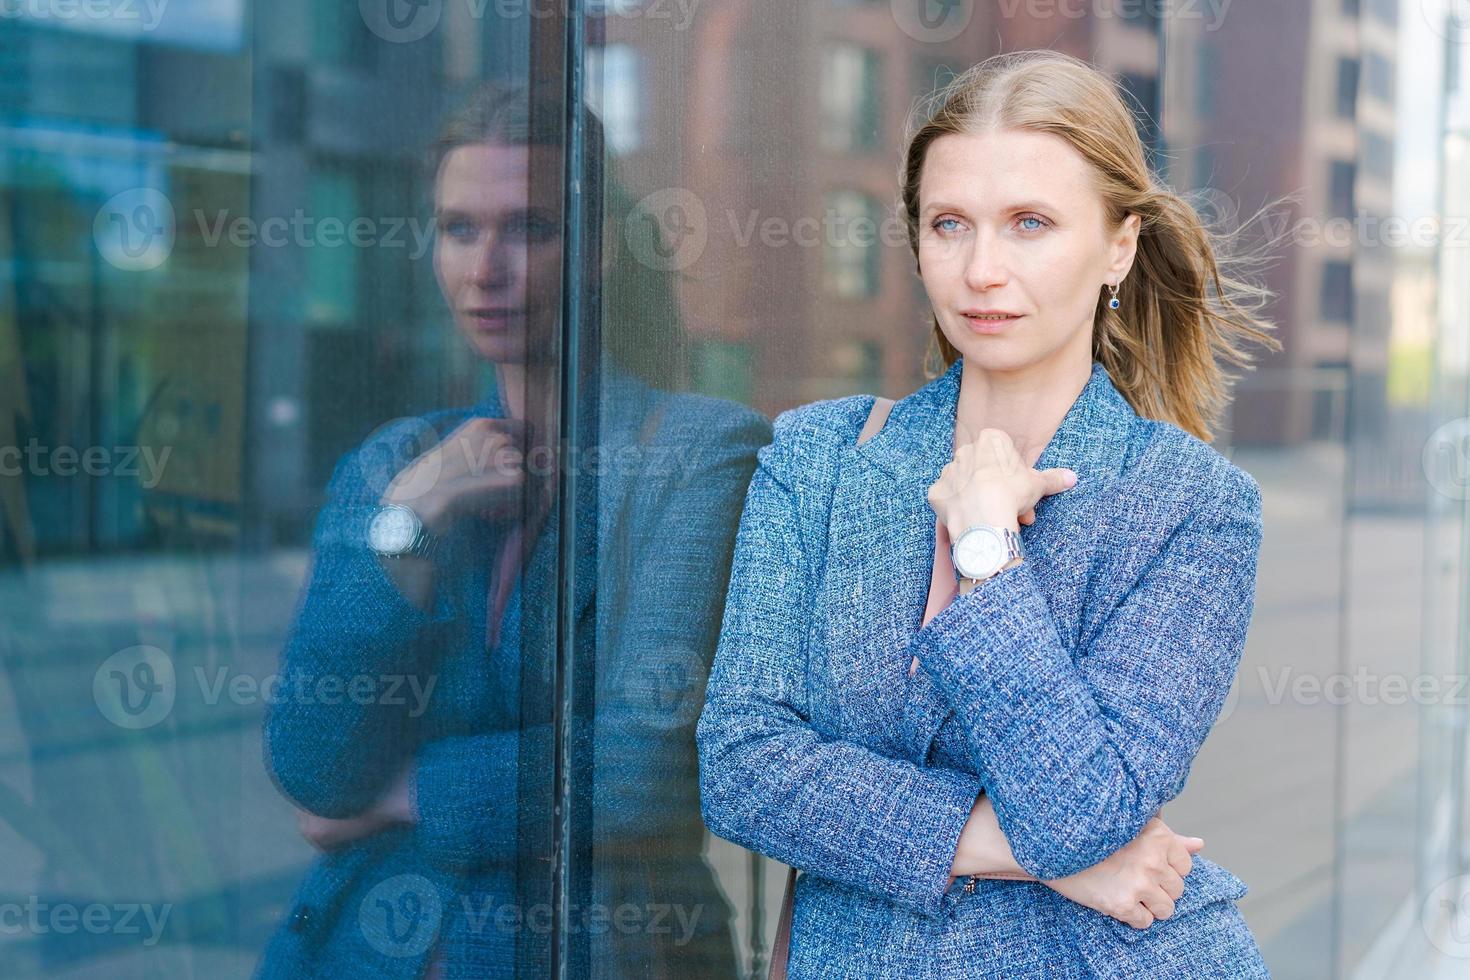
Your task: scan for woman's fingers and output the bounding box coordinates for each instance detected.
[1039,467,1078,497]
[1140,884,1176,922]
[1125,904,1156,930]
[1168,835,1201,877]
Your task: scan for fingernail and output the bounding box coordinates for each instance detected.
[1065,470,1078,486]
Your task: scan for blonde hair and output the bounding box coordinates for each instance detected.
[900,50,1285,442]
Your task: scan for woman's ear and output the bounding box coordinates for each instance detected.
[1108,211,1142,281]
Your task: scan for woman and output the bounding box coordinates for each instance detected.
[697,50,1283,978]
[255,84,768,979]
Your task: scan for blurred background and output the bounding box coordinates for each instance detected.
[1,0,1469,977]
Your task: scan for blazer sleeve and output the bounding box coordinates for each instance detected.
[264,430,459,818]
[908,463,1264,881]
[696,406,985,920]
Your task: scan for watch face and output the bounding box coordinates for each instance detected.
[954,526,1005,578]
[370,506,419,554]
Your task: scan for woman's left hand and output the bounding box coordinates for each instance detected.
[927,428,1076,538]
[296,764,416,851]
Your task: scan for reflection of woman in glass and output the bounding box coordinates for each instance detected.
[699,51,1282,978]
[256,84,767,979]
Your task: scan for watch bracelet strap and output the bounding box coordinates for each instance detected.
[405,523,438,558]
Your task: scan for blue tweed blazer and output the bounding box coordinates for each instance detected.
[697,356,1271,978]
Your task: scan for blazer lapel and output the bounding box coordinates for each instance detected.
[825,356,1139,765]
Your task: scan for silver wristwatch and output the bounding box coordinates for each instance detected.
[951,523,1024,588]
[368,503,438,559]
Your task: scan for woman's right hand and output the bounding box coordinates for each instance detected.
[1041,815,1203,930]
[381,416,538,533]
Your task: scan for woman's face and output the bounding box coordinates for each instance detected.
[916,127,1139,374]
[433,142,563,365]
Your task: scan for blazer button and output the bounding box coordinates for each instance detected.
[288,903,315,934]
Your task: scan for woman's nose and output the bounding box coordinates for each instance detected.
[470,235,517,288]
[962,228,1009,291]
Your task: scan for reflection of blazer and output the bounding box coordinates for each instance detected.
[697,357,1270,979]
[256,364,770,980]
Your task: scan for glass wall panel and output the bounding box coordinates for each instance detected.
[0,4,566,977]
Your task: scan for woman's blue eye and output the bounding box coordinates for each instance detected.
[508,214,559,242]
[931,216,1047,233]
[442,219,476,240]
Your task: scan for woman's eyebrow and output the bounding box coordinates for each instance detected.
[1004,198,1060,213]
[922,198,1061,217]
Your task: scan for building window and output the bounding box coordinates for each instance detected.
[312,4,374,70]
[587,44,642,156]
[1329,160,1355,219]
[1196,143,1219,189]
[1197,44,1219,118]
[1118,0,1155,29]
[1336,58,1359,119]
[823,190,881,299]
[1362,131,1392,180]
[305,168,360,325]
[1321,261,1354,322]
[821,44,882,152]
[1119,71,1161,155]
[831,339,883,396]
[1364,51,1393,103]
[915,58,958,98]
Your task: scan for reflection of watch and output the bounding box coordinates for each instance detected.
[951,524,1024,591]
[368,503,438,559]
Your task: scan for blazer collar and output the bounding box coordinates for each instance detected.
[856,356,1137,506]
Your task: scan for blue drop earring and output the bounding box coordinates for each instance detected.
[1107,282,1121,310]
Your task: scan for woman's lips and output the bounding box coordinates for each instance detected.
[963,313,1023,335]
[467,309,523,331]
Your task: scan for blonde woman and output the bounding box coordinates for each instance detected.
[698,50,1281,978]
